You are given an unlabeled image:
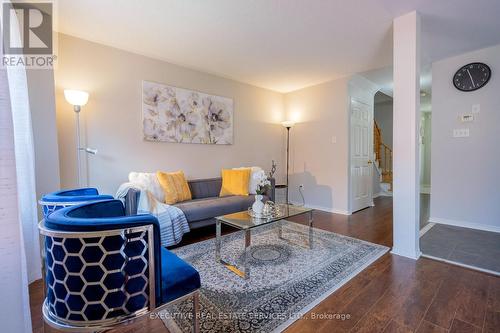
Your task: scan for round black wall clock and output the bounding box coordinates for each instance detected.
[453,62,491,92]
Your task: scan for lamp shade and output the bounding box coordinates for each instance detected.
[64,90,89,106]
[281,120,295,128]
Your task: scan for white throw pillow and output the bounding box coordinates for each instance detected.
[233,166,264,195]
[128,172,165,203]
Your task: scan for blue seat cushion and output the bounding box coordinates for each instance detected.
[161,248,200,304]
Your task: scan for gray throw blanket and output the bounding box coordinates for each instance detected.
[116,183,190,247]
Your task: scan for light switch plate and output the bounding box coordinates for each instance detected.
[453,128,470,138]
[331,136,337,144]
[472,104,480,114]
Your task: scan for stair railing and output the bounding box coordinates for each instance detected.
[374,121,393,186]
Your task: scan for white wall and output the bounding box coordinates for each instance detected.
[55,34,285,194]
[374,100,393,149]
[431,43,500,232]
[420,112,431,190]
[283,77,350,213]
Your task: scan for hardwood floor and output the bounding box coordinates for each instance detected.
[30,197,500,333]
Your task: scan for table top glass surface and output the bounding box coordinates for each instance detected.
[215,204,312,230]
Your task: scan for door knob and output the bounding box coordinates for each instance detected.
[367,160,372,164]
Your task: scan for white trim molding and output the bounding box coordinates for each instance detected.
[289,202,351,215]
[419,222,435,237]
[391,249,422,260]
[429,217,500,234]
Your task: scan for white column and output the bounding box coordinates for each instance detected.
[392,11,421,259]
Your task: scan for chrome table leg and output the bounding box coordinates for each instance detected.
[243,229,251,279]
[308,210,314,249]
[215,220,251,279]
[215,219,221,262]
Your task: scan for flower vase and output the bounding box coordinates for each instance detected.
[252,195,264,215]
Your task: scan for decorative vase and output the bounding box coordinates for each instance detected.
[252,195,264,215]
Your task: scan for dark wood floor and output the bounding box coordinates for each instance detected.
[30,197,500,333]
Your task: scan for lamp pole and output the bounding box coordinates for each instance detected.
[64,89,96,188]
[74,105,82,187]
[281,120,295,205]
[285,125,290,204]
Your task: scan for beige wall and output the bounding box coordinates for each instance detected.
[55,34,285,194]
[284,78,350,213]
[431,43,500,231]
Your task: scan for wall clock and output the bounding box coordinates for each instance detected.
[453,62,491,92]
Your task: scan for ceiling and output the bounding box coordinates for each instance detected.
[56,0,500,93]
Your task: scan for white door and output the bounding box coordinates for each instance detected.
[350,99,373,212]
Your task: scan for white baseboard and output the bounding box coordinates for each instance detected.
[390,248,421,260]
[419,222,435,237]
[420,185,431,194]
[372,192,392,198]
[420,253,500,277]
[429,217,500,234]
[289,201,351,215]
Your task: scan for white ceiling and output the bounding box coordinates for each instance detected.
[57,0,500,93]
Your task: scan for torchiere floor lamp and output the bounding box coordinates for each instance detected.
[64,89,97,186]
[281,120,295,204]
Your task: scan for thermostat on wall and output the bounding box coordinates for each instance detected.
[460,114,474,122]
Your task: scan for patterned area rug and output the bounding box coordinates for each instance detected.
[161,221,388,332]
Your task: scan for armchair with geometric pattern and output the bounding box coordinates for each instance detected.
[39,199,200,332]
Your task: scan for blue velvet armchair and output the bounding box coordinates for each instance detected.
[39,199,201,332]
[39,187,114,218]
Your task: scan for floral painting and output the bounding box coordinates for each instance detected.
[142,81,233,144]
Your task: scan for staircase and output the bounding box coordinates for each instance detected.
[374,121,393,192]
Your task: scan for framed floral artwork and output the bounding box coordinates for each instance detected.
[142,80,233,144]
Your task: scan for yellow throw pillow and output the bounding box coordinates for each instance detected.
[156,171,192,204]
[220,168,251,197]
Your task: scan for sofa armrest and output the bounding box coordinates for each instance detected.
[124,188,141,216]
[264,178,276,202]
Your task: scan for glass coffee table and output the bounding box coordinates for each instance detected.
[215,204,313,279]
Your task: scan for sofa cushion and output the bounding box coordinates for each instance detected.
[174,195,264,222]
[161,248,200,303]
[188,178,222,199]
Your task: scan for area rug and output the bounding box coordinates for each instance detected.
[161,221,388,333]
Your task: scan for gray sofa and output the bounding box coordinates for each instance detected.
[125,177,275,229]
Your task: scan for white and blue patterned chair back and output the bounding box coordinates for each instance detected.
[39,200,160,331]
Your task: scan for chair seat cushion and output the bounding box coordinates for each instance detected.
[173,195,265,222]
[161,248,200,304]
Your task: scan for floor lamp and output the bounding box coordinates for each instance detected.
[64,90,97,187]
[281,120,295,204]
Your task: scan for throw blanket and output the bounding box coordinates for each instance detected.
[116,183,190,247]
